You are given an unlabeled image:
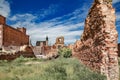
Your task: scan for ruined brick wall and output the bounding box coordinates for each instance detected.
[0,15,33,60]
[0,25,3,48]
[17,27,26,34]
[3,25,29,46]
[0,15,29,47]
[73,0,119,80]
[0,15,5,47]
[0,15,5,24]
[118,43,120,57]
[55,36,64,48]
[19,46,35,58]
[0,53,21,61]
[0,46,35,60]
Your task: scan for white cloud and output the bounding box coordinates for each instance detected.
[116,13,120,21]
[6,2,89,46]
[7,2,89,46]
[0,0,10,17]
[6,0,120,45]
[1,0,120,45]
[9,13,37,28]
[35,4,59,20]
[113,0,120,4]
[9,13,37,21]
[10,11,84,45]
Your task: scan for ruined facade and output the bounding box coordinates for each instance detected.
[33,36,64,58]
[118,43,120,57]
[73,0,119,80]
[0,15,29,47]
[0,15,35,60]
[55,36,64,49]
[36,36,48,46]
[34,36,49,55]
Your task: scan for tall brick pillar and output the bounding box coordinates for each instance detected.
[0,25,3,48]
[0,15,6,25]
[73,0,119,80]
[0,15,5,48]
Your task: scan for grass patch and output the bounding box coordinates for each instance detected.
[0,57,106,80]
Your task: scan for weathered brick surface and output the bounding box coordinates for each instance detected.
[55,36,64,48]
[118,44,120,57]
[0,15,34,60]
[0,15,29,47]
[0,15,5,24]
[73,0,119,80]
[0,53,20,61]
[19,46,35,58]
[3,25,29,46]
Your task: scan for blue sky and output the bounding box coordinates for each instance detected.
[0,0,120,45]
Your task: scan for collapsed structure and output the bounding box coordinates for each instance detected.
[0,15,29,47]
[0,0,119,79]
[55,36,64,49]
[33,36,65,58]
[73,0,119,80]
[0,15,65,59]
[118,43,120,57]
[0,15,35,60]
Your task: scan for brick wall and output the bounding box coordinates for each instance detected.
[0,25,3,47]
[3,25,29,46]
[0,15,29,47]
[118,44,120,57]
[73,0,119,80]
[0,15,5,25]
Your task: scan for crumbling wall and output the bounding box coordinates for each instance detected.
[73,0,119,80]
[118,43,120,57]
[3,25,29,46]
[0,53,20,61]
[0,46,35,60]
[55,36,64,48]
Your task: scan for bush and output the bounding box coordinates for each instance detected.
[58,48,72,58]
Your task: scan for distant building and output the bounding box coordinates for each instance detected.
[36,36,48,46]
[33,36,49,55]
[55,36,64,49]
[33,36,65,57]
[0,15,29,48]
[0,15,35,60]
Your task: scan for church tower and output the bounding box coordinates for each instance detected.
[46,36,48,46]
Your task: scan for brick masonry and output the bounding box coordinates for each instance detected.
[0,15,35,59]
[118,43,120,57]
[55,36,64,49]
[0,15,29,47]
[73,0,119,80]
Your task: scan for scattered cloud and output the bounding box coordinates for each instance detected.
[39,4,59,17]
[116,12,120,21]
[9,13,37,21]
[0,0,10,17]
[1,0,120,45]
[113,0,120,4]
[7,1,89,46]
[10,13,84,45]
